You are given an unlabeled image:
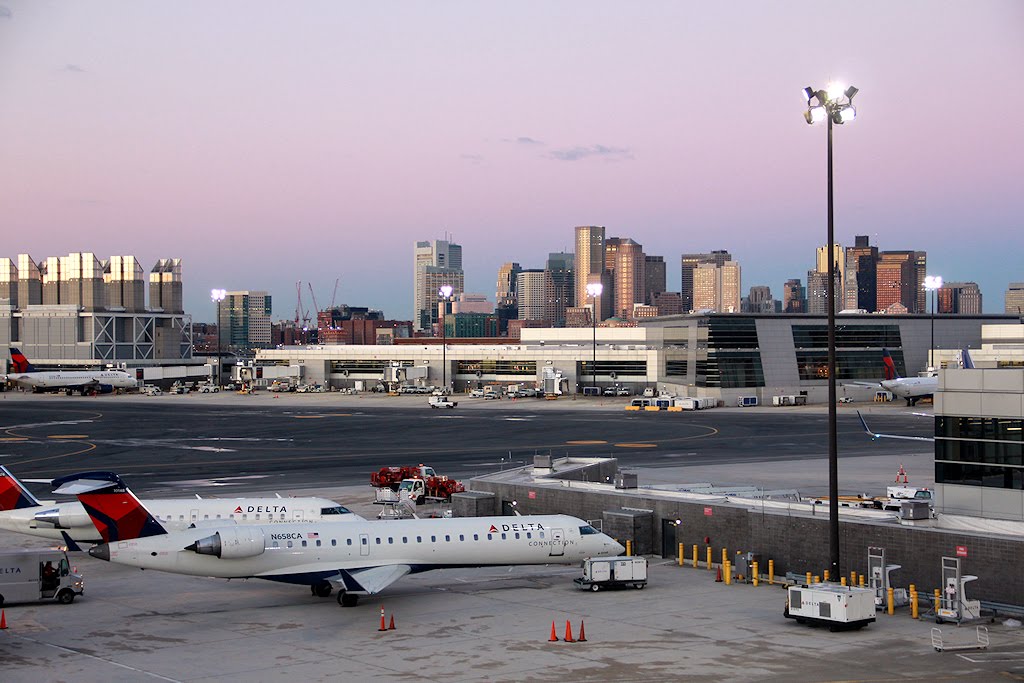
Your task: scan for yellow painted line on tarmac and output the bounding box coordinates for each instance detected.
[292,415,325,419]
[325,413,353,417]
[566,440,608,445]
[0,437,29,442]
[614,442,657,448]
[48,434,89,439]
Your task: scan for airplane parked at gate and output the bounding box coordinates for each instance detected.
[0,465,362,546]
[57,471,624,606]
[5,348,137,395]
[878,348,938,406]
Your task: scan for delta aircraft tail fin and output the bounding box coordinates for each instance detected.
[0,465,43,511]
[9,348,36,373]
[882,348,901,381]
[52,471,166,542]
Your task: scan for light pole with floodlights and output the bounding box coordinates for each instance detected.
[438,285,454,393]
[924,276,943,371]
[586,282,603,395]
[211,288,226,386]
[803,81,858,581]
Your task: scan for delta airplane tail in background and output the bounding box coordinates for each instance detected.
[0,464,43,511]
[9,348,36,373]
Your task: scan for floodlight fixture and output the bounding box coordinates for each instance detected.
[924,275,944,291]
[845,86,859,100]
[803,86,815,103]
[438,285,454,299]
[585,282,604,298]
[837,106,857,124]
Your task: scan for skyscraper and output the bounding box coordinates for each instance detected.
[782,278,806,313]
[644,255,666,305]
[495,262,521,309]
[937,282,983,314]
[413,240,464,331]
[574,226,608,321]
[744,285,778,313]
[1005,283,1024,315]
[545,252,574,327]
[844,235,878,311]
[681,250,731,313]
[613,238,645,319]
[219,291,272,351]
[876,251,916,312]
[806,270,842,314]
[516,269,549,323]
[693,261,741,313]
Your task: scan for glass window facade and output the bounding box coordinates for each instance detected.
[792,324,902,349]
[456,360,537,376]
[696,352,765,388]
[796,349,907,381]
[578,360,647,377]
[935,416,1024,489]
[331,359,414,373]
[706,318,759,349]
[665,360,688,377]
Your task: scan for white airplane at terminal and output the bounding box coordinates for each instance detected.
[0,465,363,547]
[58,471,624,606]
[877,347,974,406]
[5,348,137,394]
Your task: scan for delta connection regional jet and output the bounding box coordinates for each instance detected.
[57,471,624,606]
[0,466,362,547]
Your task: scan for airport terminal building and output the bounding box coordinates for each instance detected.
[255,313,1015,403]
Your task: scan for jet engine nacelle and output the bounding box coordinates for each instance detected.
[33,507,92,529]
[187,527,266,559]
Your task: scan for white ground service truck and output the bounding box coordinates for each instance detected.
[0,548,84,606]
[784,583,875,631]
[574,557,648,591]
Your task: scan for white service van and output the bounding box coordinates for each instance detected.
[0,549,84,606]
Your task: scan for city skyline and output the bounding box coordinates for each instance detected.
[1,2,1021,320]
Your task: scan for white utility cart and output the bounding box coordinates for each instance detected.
[574,557,647,591]
[784,583,876,631]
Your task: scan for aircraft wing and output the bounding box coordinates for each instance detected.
[334,564,412,594]
[857,411,934,442]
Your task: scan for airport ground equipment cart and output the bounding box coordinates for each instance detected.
[784,583,876,631]
[574,557,647,591]
[931,626,989,652]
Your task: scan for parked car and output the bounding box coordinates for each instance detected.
[142,386,162,396]
[616,388,631,396]
[428,395,458,409]
[602,387,617,396]
[198,384,219,393]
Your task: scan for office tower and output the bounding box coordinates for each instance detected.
[575,226,610,321]
[516,269,549,323]
[937,282,982,314]
[744,286,778,314]
[413,239,464,331]
[913,251,928,313]
[613,238,645,319]
[219,291,272,351]
[652,291,683,316]
[807,270,842,314]
[782,278,806,313]
[451,293,493,314]
[17,254,42,307]
[693,261,741,313]
[545,252,575,327]
[816,244,845,283]
[1005,283,1024,315]
[149,258,183,313]
[681,250,731,313]
[844,235,878,311]
[105,256,145,312]
[876,252,916,312]
[495,262,521,309]
[644,255,666,305]
[0,258,17,306]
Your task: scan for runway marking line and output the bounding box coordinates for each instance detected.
[48,434,89,439]
[292,416,325,419]
[566,440,607,445]
[0,437,29,442]
[614,443,657,448]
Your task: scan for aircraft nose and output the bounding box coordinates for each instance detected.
[88,543,110,561]
[608,538,625,556]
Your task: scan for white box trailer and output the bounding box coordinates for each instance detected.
[675,397,716,410]
[0,548,84,606]
[574,557,648,591]
[785,584,875,631]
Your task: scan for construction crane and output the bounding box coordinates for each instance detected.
[330,277,340,310]
[295,281,310,327]
[308,282,321,322]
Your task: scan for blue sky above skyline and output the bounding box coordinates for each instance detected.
[1,1,1022,320]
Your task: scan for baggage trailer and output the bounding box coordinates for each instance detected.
[574,557,647,592]
[784,583,875,631]
[0,548,84,606]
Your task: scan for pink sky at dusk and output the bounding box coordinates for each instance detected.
[1,1,1022,320]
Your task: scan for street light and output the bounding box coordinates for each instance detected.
[210,288,227,386]
[585,282,603,396]
[438,285,454,393]
[925,275,943,371]
[804,81,858,581]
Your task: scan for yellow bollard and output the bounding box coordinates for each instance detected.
[693,544,698,568]
[909,583,916,595]
[724,560,732,585]
[841,576,847,586]
[934,588,941,610]
[678,543,684,567]
[752,561,759,587]
[813,575,820,584]
[722,548,727,568]
[626,540,632,557]
[768,559,774,585]
[850,570,857,585]
[911,591,919,619]
[859,574,865,588]
[706,547,712,570]
[887,587,894,615]
[823,569,830,582]
[805,571,812,586]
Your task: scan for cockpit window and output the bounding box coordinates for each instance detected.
[321,506,352,515]
[579,525,600,535]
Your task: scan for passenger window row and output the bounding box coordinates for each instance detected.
[269,531,547,549]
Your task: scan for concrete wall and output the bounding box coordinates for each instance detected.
[469,479,1024,606]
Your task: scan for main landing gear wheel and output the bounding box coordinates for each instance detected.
[337,591,359,607]
[313,582,332,598]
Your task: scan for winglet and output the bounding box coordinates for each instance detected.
[9,348,36,373]
[0,465,43,510]
[962,348,975,370]
[856,411,877,439]
[51,471,167,542]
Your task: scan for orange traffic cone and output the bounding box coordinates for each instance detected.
[0,610,7,629]
[388,614,396,630]
[577,620,587,642]
[548,621,559,642]
[378,606,387,632]
[564,619,575,643]
[715,566,723,582]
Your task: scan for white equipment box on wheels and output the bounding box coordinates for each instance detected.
[574,557,647,591]
[784,583,876,631]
